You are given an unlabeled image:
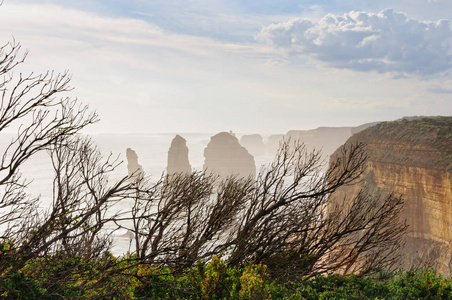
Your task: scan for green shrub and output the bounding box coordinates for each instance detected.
[388,268,452,299]
[0,271,46,299]
[2,253,452,299]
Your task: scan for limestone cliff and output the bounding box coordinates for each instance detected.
[331,117,452,275]
[285,122,379,157]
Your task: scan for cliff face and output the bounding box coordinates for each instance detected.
[331,117,452,274]
[285,122,379,157]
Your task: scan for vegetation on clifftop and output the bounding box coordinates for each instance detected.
[347,116,452,169]
[2,255,452,299]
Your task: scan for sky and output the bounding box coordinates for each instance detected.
[0,0,451,134]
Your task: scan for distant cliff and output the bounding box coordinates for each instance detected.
[331,117,452,275]
[285,122,379,157]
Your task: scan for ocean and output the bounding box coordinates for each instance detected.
[1,132,276,255]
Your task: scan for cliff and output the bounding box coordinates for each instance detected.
[331,117,452,274]
[285,122,379,157]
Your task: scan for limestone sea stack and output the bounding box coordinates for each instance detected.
[240,134,265,157]
[204,132,256,180]
[167,134,192,175]
[266,134,284,156]
[126,148,143,181]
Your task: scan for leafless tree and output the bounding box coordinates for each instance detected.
[0,40,136,296]
[0,36,407,296]
[117,172,253,272]
[123,140,406,282]
[9,135,137,294]
[226,141,406,279]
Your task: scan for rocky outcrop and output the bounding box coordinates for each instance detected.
[266,134,284,156]
[240,134,265,156]
[330,117,452,275]
[204,132,256,179]
[167,135,192,175]
[286,122,378,158]
[126,148,143,181]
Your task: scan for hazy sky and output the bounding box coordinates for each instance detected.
[0,0,451,134]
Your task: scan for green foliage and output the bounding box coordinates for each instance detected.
[282,274,391,299]
[2,254,452,299]
[389,268,452,299]
[136,256,270,299]
[277,268,452,300]
[261,249,317,282]
[1,272,47,299]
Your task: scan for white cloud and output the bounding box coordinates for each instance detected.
[256,9,452,76]
[428,86,452,94]
[0,3,449,134]
[265,58,288,67]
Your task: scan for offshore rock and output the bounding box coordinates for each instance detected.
[266,134,285,156]
[204,132,256,180]
[126,148,143,181]
[330,117,452,275]
[240,134,265,156]
[167,134,192,175]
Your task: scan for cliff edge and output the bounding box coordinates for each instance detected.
[331,116,452,274]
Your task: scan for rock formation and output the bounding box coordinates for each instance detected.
[167,134,192,175]
[285,122,379,158]
[266,134,285,156]
[240,134,265,156]
[204,132,256,180]
[126,148,143,181]
[330,117,452,275]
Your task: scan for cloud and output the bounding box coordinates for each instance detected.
[428,87,452,94]
[265,58,288,66]
[256,9,452,76]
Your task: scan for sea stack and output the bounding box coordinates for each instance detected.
[266,134,284,156]
[126,148,143,181]
[240,134,265,156]
[203,132,256,180]
[167,135,192,175]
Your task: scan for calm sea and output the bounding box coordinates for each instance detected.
[1,132,275,255]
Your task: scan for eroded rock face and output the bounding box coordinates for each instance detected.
[267,134,284,156]
[204,132,256,179]
[240,134,265,156]
[167,135,192,175]
[285,122,378,157]
[330,117,452,275]
[126,148,143,181]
